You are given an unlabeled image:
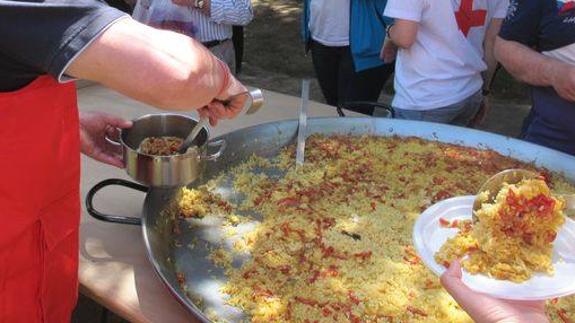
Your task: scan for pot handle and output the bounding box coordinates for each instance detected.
[201,139,227,161]
[105,127,122,146]
[85,178,148,225]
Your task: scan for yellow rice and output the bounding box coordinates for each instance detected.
[179,135,575,322]
[435,179,565,282]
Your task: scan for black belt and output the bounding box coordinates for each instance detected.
[202,39,230,48]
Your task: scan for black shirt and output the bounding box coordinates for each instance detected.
[0,0,127,91]
[499,0,575,52]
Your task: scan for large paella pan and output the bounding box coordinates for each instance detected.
[86,117,575,322]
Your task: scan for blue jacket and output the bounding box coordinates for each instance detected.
[302,0,391,72]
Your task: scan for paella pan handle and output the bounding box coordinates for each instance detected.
[85,178,148,226]
[337,101,395,118]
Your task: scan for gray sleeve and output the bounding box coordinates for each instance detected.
[0,1,128,81]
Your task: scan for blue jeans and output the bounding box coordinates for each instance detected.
[394,91,482,126]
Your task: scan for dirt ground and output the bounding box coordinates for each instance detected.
[72,1,535,322]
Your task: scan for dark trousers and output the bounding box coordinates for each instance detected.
[310,39,394,115]
[232,26,244,74]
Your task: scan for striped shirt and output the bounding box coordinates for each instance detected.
[133,0,253,42]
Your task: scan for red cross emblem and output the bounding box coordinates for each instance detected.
[454,0,487,37]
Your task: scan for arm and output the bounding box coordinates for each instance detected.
[388,19,418,49]
[494,37,575,101]
[482,18,502,92]
[383,0,425,50]
[66,17,246,111]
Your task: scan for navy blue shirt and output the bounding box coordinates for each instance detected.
[499,0,575,156]
[0,0,126,92]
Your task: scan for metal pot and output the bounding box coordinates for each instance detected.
[108,113,226,187]
[88,117,575,322]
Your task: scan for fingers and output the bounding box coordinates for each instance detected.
[103,113,133,129]
[200,96,246,126]
[224,95,248,118]
[88,146,124,168]
[209,116,218,127]
[440,260,494,322]
[206,101,228,119]
[198,107,210,119]
[441,260,466,296]
[380,38,398,63]
[217,74,248,101]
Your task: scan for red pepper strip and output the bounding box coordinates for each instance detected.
[407,306,428,317]
[403,256,420,265]
[558,308,572,323]
[242,269,257,279]
[349,313,362,323]
[285,302,293,321]
[278,197,300,207]
[322,217,336,229]
[439,218,450,227]
[433,190,451,202]
[308,270,320,284]
[295,296,327,308]
[353,251,372,261]
[348,291,361,305]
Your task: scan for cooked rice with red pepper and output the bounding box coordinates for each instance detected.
[435,179,565,283]
[183,135,574,322]
[139,136,183,156]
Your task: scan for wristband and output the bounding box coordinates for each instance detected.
[386,24,394,39]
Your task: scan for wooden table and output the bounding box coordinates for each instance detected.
[77,83,349,322]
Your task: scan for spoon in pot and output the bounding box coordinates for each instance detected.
[177,89,264,154]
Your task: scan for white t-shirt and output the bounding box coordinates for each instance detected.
[309,0,350,47]
[544,43,575,66]
[384,0,509,110]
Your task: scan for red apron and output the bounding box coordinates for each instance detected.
[0,76,80,322]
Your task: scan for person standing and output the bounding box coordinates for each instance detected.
[0,1,248,321]
[383,0,508,126]
[133,0,253,72]
[495,0,575,156]
[302,0,395,115]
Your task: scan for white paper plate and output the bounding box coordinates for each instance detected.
[413,195,575,300]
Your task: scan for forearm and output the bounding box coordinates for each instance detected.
[388,19,418,49]
[482,19,502,91]
[66,17,231,110]
[494,36,560,87]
